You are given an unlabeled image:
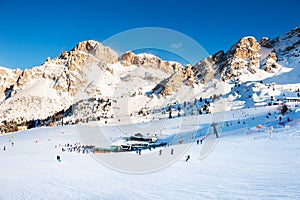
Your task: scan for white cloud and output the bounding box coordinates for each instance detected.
[170,42,182,49]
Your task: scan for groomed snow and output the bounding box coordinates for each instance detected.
[1,107,300,199]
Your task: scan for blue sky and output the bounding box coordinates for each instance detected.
[0,0,299,69]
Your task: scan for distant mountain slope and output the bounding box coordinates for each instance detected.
[262,27,300,84]
[192,27,300,84]
[0,27,299,133]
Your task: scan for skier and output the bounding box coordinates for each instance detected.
[3,146,6,151]
[200,139,203,144]
[57,155,61,162]
[171,148,174,155]
[159,149,162,156]
[196,140,199,145]
[186,155,190,162]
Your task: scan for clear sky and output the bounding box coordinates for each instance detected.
[0,0,299,69]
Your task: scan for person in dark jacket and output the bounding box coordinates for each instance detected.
[57,155,61,162]
[186,155,190,162]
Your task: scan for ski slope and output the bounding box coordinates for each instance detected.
[1,107,300,199]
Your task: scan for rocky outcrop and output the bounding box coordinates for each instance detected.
[193,26,300,83]
[259,37,272,48]
[225,37,261,78]
[193,36,262,81]
[0,27,299,133]
[120,51,183,74]
[0,40,119,127]
[0,67,22,101]
[261,51,278,72]
[276,27,300,55]
[228,37,260,59]
[5,40,119,97]
[73,40,118,64]
[193,50,224,82]
[152,71,185,96]
[261,27,300,56]
[151,64,195,96]
[120,51,136,66]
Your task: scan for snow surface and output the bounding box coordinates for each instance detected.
[1,28,300,199]
[1,106,300,199]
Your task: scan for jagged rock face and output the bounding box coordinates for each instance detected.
[261,51,278,72]
[151,64,195,96]
[259,37,272,48]
[73,40,118,64]
[193,27,299,83]
[120,51,189,96]
[8,40,119,97]
[225,37,261,78]
[273,27,300,57]
[0,40,119,126]
[229,37,260,59]
[258,27,300,73]
[0,67,22,100]
[193,36,262,81]
[120,51,182,74]
[152,71,185,96]
[0,27,299,132]
[260,27,300,56]
[120,51,136,66]
[256,27,299,76]
[193,50,224,82]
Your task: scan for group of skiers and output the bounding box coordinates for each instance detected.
[141,136,205,161]
[55,142,94,154]
[157,148,174,156]
[196,139,203,145]
[55,142,94,163]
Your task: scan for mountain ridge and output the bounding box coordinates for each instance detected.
[0,27,299,133]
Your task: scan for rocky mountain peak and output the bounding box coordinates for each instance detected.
[63,40,119,64]
[0,27,299,133]
[228,36,260,59]
[193,35,274,82]
[75,40,98,52]
[120,51,136,66]
[12,40,119,96]
[259,27,300,52]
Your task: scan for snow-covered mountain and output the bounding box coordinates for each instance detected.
[0,40,118,129]
[0,27,299,134]
[0,40,185,132]
[192,27,300,83]
[1,27,300,200]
